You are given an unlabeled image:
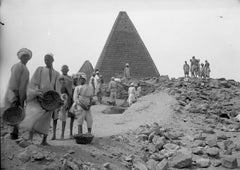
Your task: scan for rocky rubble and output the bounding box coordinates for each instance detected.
[15,144,99,170]
[156,77,240,124]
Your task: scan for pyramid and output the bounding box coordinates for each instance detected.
[95,11,160,82]
[79,60,94,82]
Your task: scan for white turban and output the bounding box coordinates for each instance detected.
[17,48,32,60]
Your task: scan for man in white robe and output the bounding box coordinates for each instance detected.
[20,53,60,145]
[4,48,32,139]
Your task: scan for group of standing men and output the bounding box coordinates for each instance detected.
[183,56,211,79]
[4,48,102,145]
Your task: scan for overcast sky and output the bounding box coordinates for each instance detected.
[0,0,240,105]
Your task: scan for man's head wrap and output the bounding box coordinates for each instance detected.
[17,48,32,60]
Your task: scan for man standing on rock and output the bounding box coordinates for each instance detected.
[4,48,32,140]
[204,60,211,78]
[191,56,198,78]
[183,61,190,77]
[20,53,60,145]
[124,63,131,83]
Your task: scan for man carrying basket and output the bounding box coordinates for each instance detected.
[4,48,32,139]
[70,73,94,134]
[20,53,61,145]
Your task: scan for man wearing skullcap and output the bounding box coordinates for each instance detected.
[4,48,32,139]
[20,53,60,145]
[70,73,94,134]
[56,65,73,139]
[127,82,137,106]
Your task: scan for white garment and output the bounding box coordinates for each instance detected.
[127,86,136,106]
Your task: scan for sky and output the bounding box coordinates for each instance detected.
[0,0,240,105]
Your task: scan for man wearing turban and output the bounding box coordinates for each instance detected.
[4,48,32,139]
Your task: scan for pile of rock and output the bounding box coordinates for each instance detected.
[126,121,239,169]
[155,77,240,125]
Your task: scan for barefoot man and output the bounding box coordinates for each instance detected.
[71,73,94,134]
[20,53,60,145]
[4,48,32,140]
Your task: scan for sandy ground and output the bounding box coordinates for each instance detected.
[52,92,177,139]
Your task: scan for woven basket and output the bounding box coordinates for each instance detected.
[39,90,63,111]
[74,133,94,144]
[2,106,25,125]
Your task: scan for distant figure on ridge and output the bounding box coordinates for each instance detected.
[200,63,205,79]
[4,48,32,140]
[204,60,211,78]
[183,61,190,77]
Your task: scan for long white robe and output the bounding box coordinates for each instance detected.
[20,66,60,135]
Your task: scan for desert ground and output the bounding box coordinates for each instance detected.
[1,77,240,170]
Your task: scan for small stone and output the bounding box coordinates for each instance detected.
[33,152,45,160]
[196,158,210,168]
[221,156,238,169]
[146,159,158,170]
[150,153,165,162]
[203,128,215,134]
[156,159,168,170]
[8,154,14,160]
[18,140,31,148]
[67,160,79,170]
[18,150,30,163]
[137,134,149,141]
[206,147,219,157]
[168,131,183,140]
[171,151,192,168]
[206,137,218,147]
[68,150,75,154]
[217,134,228,140]
[133,161,148,170]
[147,143,157,153]
[217,142,226,150]
[192,147,203,155]
[163,143,179,151]
[212,160,222,167]
[103,162,111,169]
[152,136,166,150]
[193,134,206,141]
[193,140,205,147]
[125,155,134,162]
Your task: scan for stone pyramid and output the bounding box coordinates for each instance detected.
[79,60,94,82]
[95,11,160,82]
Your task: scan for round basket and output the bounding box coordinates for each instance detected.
[74,133,94,144]
[39,90,63,111]
[2,106,25,125]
